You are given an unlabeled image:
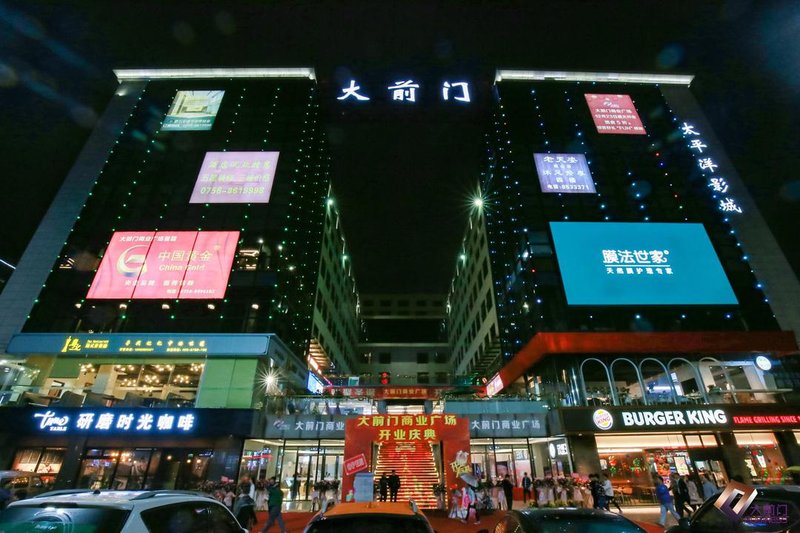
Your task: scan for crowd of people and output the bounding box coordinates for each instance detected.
[204,475,287,533]
[655,472,723,527]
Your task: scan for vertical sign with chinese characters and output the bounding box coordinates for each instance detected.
[680,122,743,215]
[190,152,280,204]
[584,94,646,135]
[533,153,596,193]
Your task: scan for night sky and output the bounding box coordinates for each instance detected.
[1,0,799,294]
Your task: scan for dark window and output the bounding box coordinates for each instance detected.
[397,300,410,307]
[378,352,391,364]
[433,352,448,364]
[380,300,391,307]
[416,300,428,307]
[417,372,430,384]
[207,503,244,532]
[142,502,210,533]
[435,372,448,384]
[416,352,429,364]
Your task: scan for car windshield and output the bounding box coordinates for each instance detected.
[0,506,130,533]
[305,515,430,533]
[524,513,645,533]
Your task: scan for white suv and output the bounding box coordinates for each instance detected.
[0,489,248,532]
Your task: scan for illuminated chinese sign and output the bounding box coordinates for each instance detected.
[337,78,471,104]
[265,415,346,439]
[6,333,271,357]
[550,222,738,305]
[86,231,238,300]
[485,374,504,397]
[469,414,547,438]
[190,152,279,204]
[680,122,743,215]
[322,386,450,400]
[533,153,595,193]
[162,90,224,131]
[584,94,646,135]
[355,414,459,442]
[32,409,196,434]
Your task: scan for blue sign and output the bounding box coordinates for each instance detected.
[307,372,324,394]
[534,153,596,193]
[32,409,197,434]
[6,333,273,357]
[550,222,738,305]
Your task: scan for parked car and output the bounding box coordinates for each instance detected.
[477,507,649,533]
[0,471,46,500]
[304,500,435,533]
[666,484,800,533]
[0,489,248,532]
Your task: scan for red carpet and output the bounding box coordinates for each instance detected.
[251,509,664,533]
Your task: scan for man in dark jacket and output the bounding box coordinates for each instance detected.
[501,475,514,510]
[670,473,691,518]
[261,477,287,533]
[378,473,389,502]
[388,470,401,502]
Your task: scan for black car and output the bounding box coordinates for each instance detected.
[667,485,800,533]
[477,507,649,533]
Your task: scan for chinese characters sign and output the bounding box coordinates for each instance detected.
[469,414,547,438]
[265,415,346,439]
[344,454,368,476]
[33,409,196,434]
[584,94,646,135]
[6,333,271,356]
[337,79,471,104]
[87,231,239,300]
[355,414,459,442]
[550,222,738,305]
[162,91,224,131]
[190,152,279,204]
[534,153,596,193]
[322,386,449,400]
[680,122,743,215]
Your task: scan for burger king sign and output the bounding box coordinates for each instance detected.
[592,408,614,431]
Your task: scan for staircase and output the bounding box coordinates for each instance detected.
[375,441,441,509]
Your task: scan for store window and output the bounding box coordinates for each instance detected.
[11,447,65,487]
[276,440,343,502]
[735,432,789,484]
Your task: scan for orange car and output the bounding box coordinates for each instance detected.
[303,500,434,533]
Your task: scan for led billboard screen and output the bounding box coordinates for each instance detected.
[190,152,279,204]
[87,231,239,300]
[162,90,225,131]
[584,94,646,135]
[550,222,737,305]
[534,153,596,193]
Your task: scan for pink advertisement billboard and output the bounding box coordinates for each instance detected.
[87,231,239,300]
[584,94,646,135]
[190,151,279,204]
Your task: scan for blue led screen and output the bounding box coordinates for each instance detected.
[550,222,738,305]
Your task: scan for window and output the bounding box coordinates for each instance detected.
[397,300,410,307]
[433,351,448,364]
[435,372,448,384]
[141,502,209,533]
[379,352,391,364]
[417,372,430,384]
[416,352,429,364]
[207,503,243,533]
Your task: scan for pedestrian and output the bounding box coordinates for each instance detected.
[240,475,256,499]
[291,473,300,500]
[379,473,389,502]
[602,473,622,513]
[702,474,718,500]
[460,483,481,525]
[449,488,462,519]
[235,486,257,530]
[501,474,514,510]
[687,474,703,510]
[655,476,680,527]
[388,470,401,502]
[670,473,692,518]
[495,477,507,510]
[261,477,287,533]
[522,473,532,504]
[223,487,235,511]
[589,474,605,510]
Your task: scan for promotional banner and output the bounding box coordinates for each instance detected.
[190,152,279,204]
[162,90,225,131]
[533,153,596,193]
[87,231,239,300]
[550,222,738,305]
[264,415,346,439]
[584,94,646,135]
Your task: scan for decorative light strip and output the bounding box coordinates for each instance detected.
[114,68,316,82]
[495,70,693,86]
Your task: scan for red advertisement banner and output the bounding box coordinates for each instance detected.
[585,93,646,135]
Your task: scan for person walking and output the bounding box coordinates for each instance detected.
[378,473,389,502]
[522,473,532,504]
[501,474,514,510]
[687,474,703,511]
[602,473,622,513]
[702,474,718,500]
[234,486,257,531]
[496,477,507,510]
[589,474,604,510]
[655,476,680,527]
[670,473,692,518]
[460,483,481,525]
[261,477,287,533]
[388,470,401,502]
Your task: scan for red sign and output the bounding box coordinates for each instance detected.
[585,94,646,135]
[343,453,368,476]
[323,386,449,400]
[733,415,800,425]
[87,231,239,300]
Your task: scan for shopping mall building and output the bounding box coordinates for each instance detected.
[0,67,798,507]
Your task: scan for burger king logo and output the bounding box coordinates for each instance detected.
[593,408,614,431]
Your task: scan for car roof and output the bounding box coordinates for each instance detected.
[8,490,217,510]
[516,507,637,520]
[319,501,421,517]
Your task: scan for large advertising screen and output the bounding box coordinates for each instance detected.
[190,152,280,204]
[87,231,239,300]
[162,90,225,131]
[550,222,737,305]
[584,94,646,135]
[533,153,596,193]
